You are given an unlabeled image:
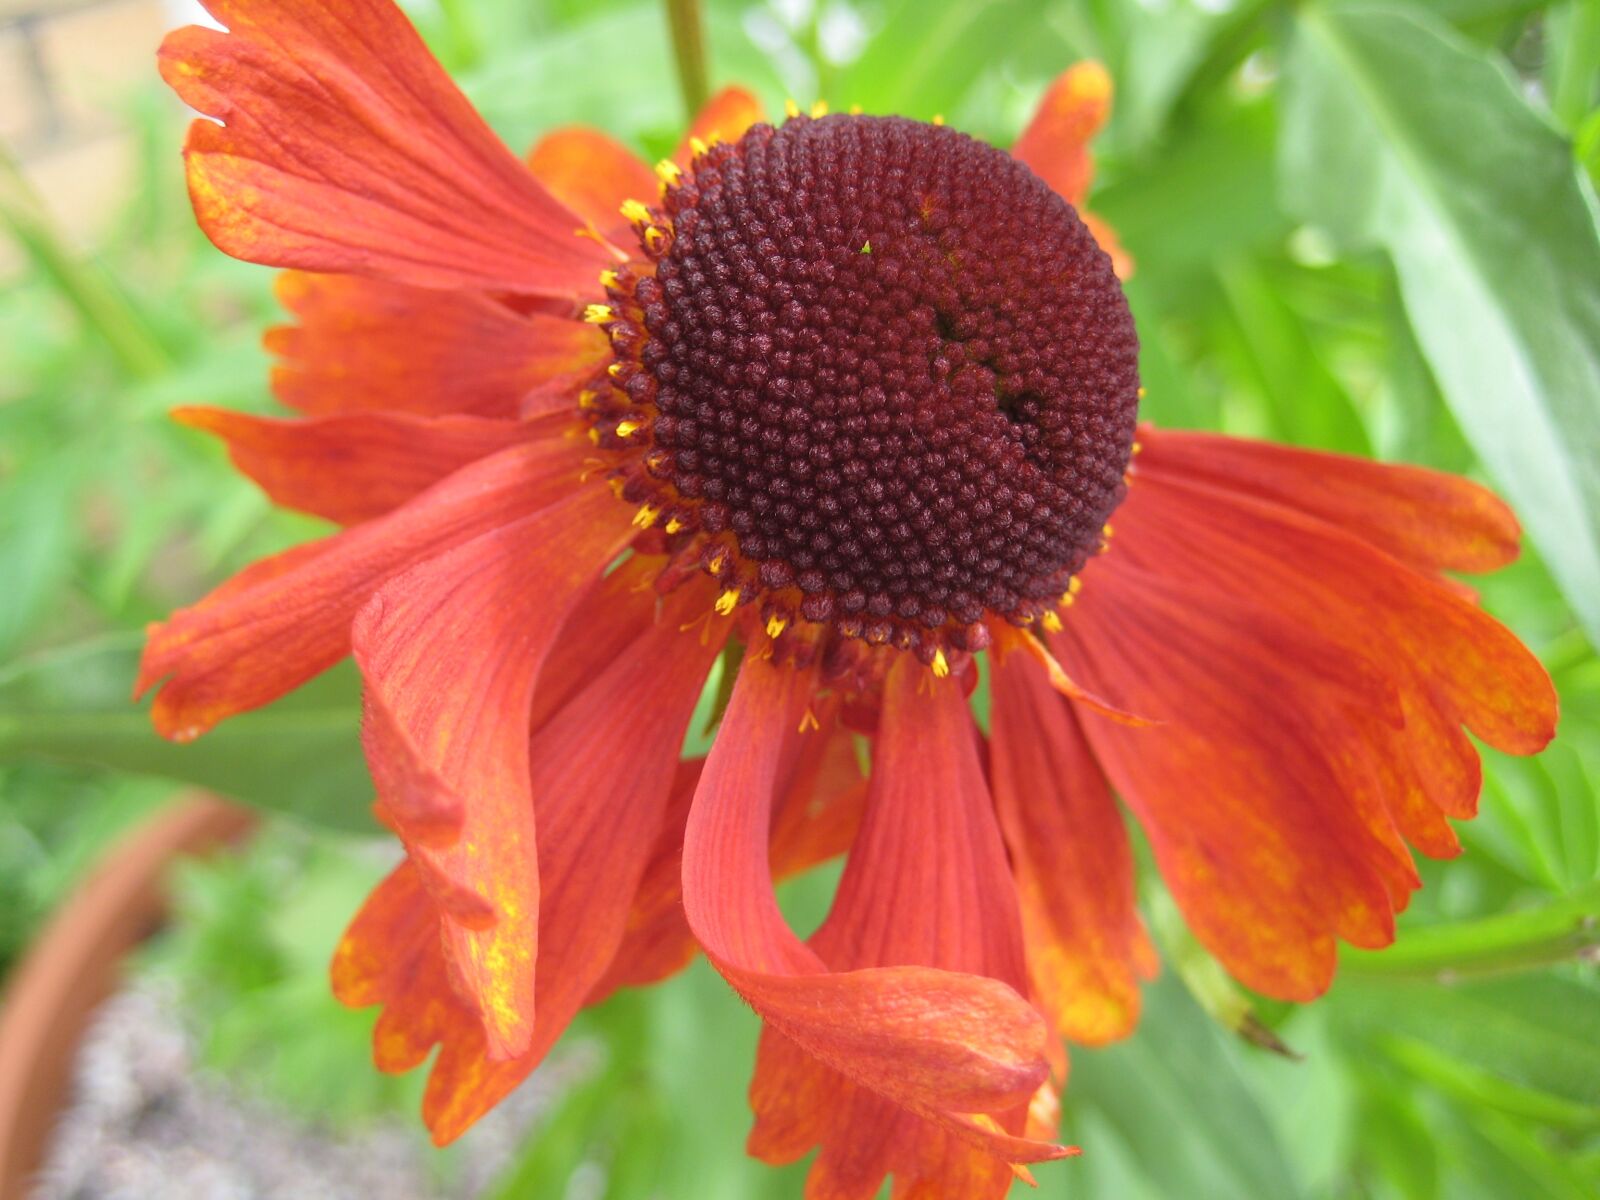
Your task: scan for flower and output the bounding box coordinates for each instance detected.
[143,3,1558,1196]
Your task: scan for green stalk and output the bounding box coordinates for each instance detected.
[1342,882,1600,982]
[0,143,171,381]
[1552,0,1600,134]
[664,0,711,118]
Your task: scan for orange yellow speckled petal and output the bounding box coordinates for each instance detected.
[1050,446,1557,1000]
[351,482,635,1058]
[336,573,726,1142]
[989,650,1156,1045]
[158,1,607,296]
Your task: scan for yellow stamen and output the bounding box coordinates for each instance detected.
[1137,386,1148,399]
[619,198,653,225]
[810,99,829,118]
[1102,523,1115,539]
[614,419,642,438]
[1131,440,1143,454]
[607,362,626,379]
[715,589,740,616]
[707,551,728,574]
[664,517,685,534]
[598,268,620,290]
[689,136,710,158]
[784,98,801,119]
[931,113,945,126]
[577,389,598,409]
[765,614,789,639]
[632,504,659,528]
[1040,611,1063,634]
[849,104,862,115]
[655,158,682,185]
[798,707,821,733]
[1069,577,1084,595]
[931,649,950,678]
[644,226,670,254]
[581,304,613,324]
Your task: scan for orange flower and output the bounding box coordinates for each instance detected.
[144,4,1557,1196]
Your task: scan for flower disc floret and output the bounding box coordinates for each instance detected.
[590,113,1140,662]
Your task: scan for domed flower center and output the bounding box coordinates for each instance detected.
[589,113,1140,664]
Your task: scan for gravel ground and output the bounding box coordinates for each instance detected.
[29,983,555,1200]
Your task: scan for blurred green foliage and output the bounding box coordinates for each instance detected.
[2,0,1598,1196]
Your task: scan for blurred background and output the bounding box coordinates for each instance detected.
[1,0,1597,1197]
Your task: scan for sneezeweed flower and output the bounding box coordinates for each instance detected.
[142,1,1559,1195]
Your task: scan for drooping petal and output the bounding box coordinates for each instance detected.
[989,650,1156,1045]
[746,656,1070,1199]
[526,127,658,244]
[138,436,593,740]
[352,482,634,1058]
[175,407,543,525]
[1011,61,1110,208]
[1136,427,1522,574]
[675,86,767,162]
[266,272,607,419]
[682,650,1054,1124]
[336,576,727,1142]
[590,719,866,1001]
[1053,444,1557,1000]
[158,0,607,295]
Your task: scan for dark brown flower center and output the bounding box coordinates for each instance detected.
[589,113,1139,664]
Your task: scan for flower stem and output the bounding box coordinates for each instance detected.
[0,142,170,381]
[1342,882,1600,983]
[664,0,710,118]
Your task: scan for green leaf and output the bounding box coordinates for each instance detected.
[1282,2,1600,643]
[1062,973,1305,1199]
[0,635,375,833]
[1333,974,1600,1111]
[836,0,1041,119]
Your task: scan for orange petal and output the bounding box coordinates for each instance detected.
[158,2,606,295]
[1138,426,1524,575]
[337,578,727,1142]
[175,407,540,525]
[675,86,767,163]
[526,127,657,246]
[138,436,592,740]
[1051,453,1557,1000]
[590,714,866,1002]
[682,652,1053,1118]
[267,272,607,419]
[352,482,635,1058]
[746,656,1071,1197]
[989,651,1156,1045]
[1011,61,1111,210]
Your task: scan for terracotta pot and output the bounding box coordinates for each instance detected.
[0,794,256,1200]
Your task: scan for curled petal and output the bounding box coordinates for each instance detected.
[159,1,606,295]
[989,651,1156,1045]
[267,273,607,419]
[138,436,592,740]
[746,656,1070,1198]
[353,483,635,1057]
[175,407,540,525]
[683,653,1053,1118]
